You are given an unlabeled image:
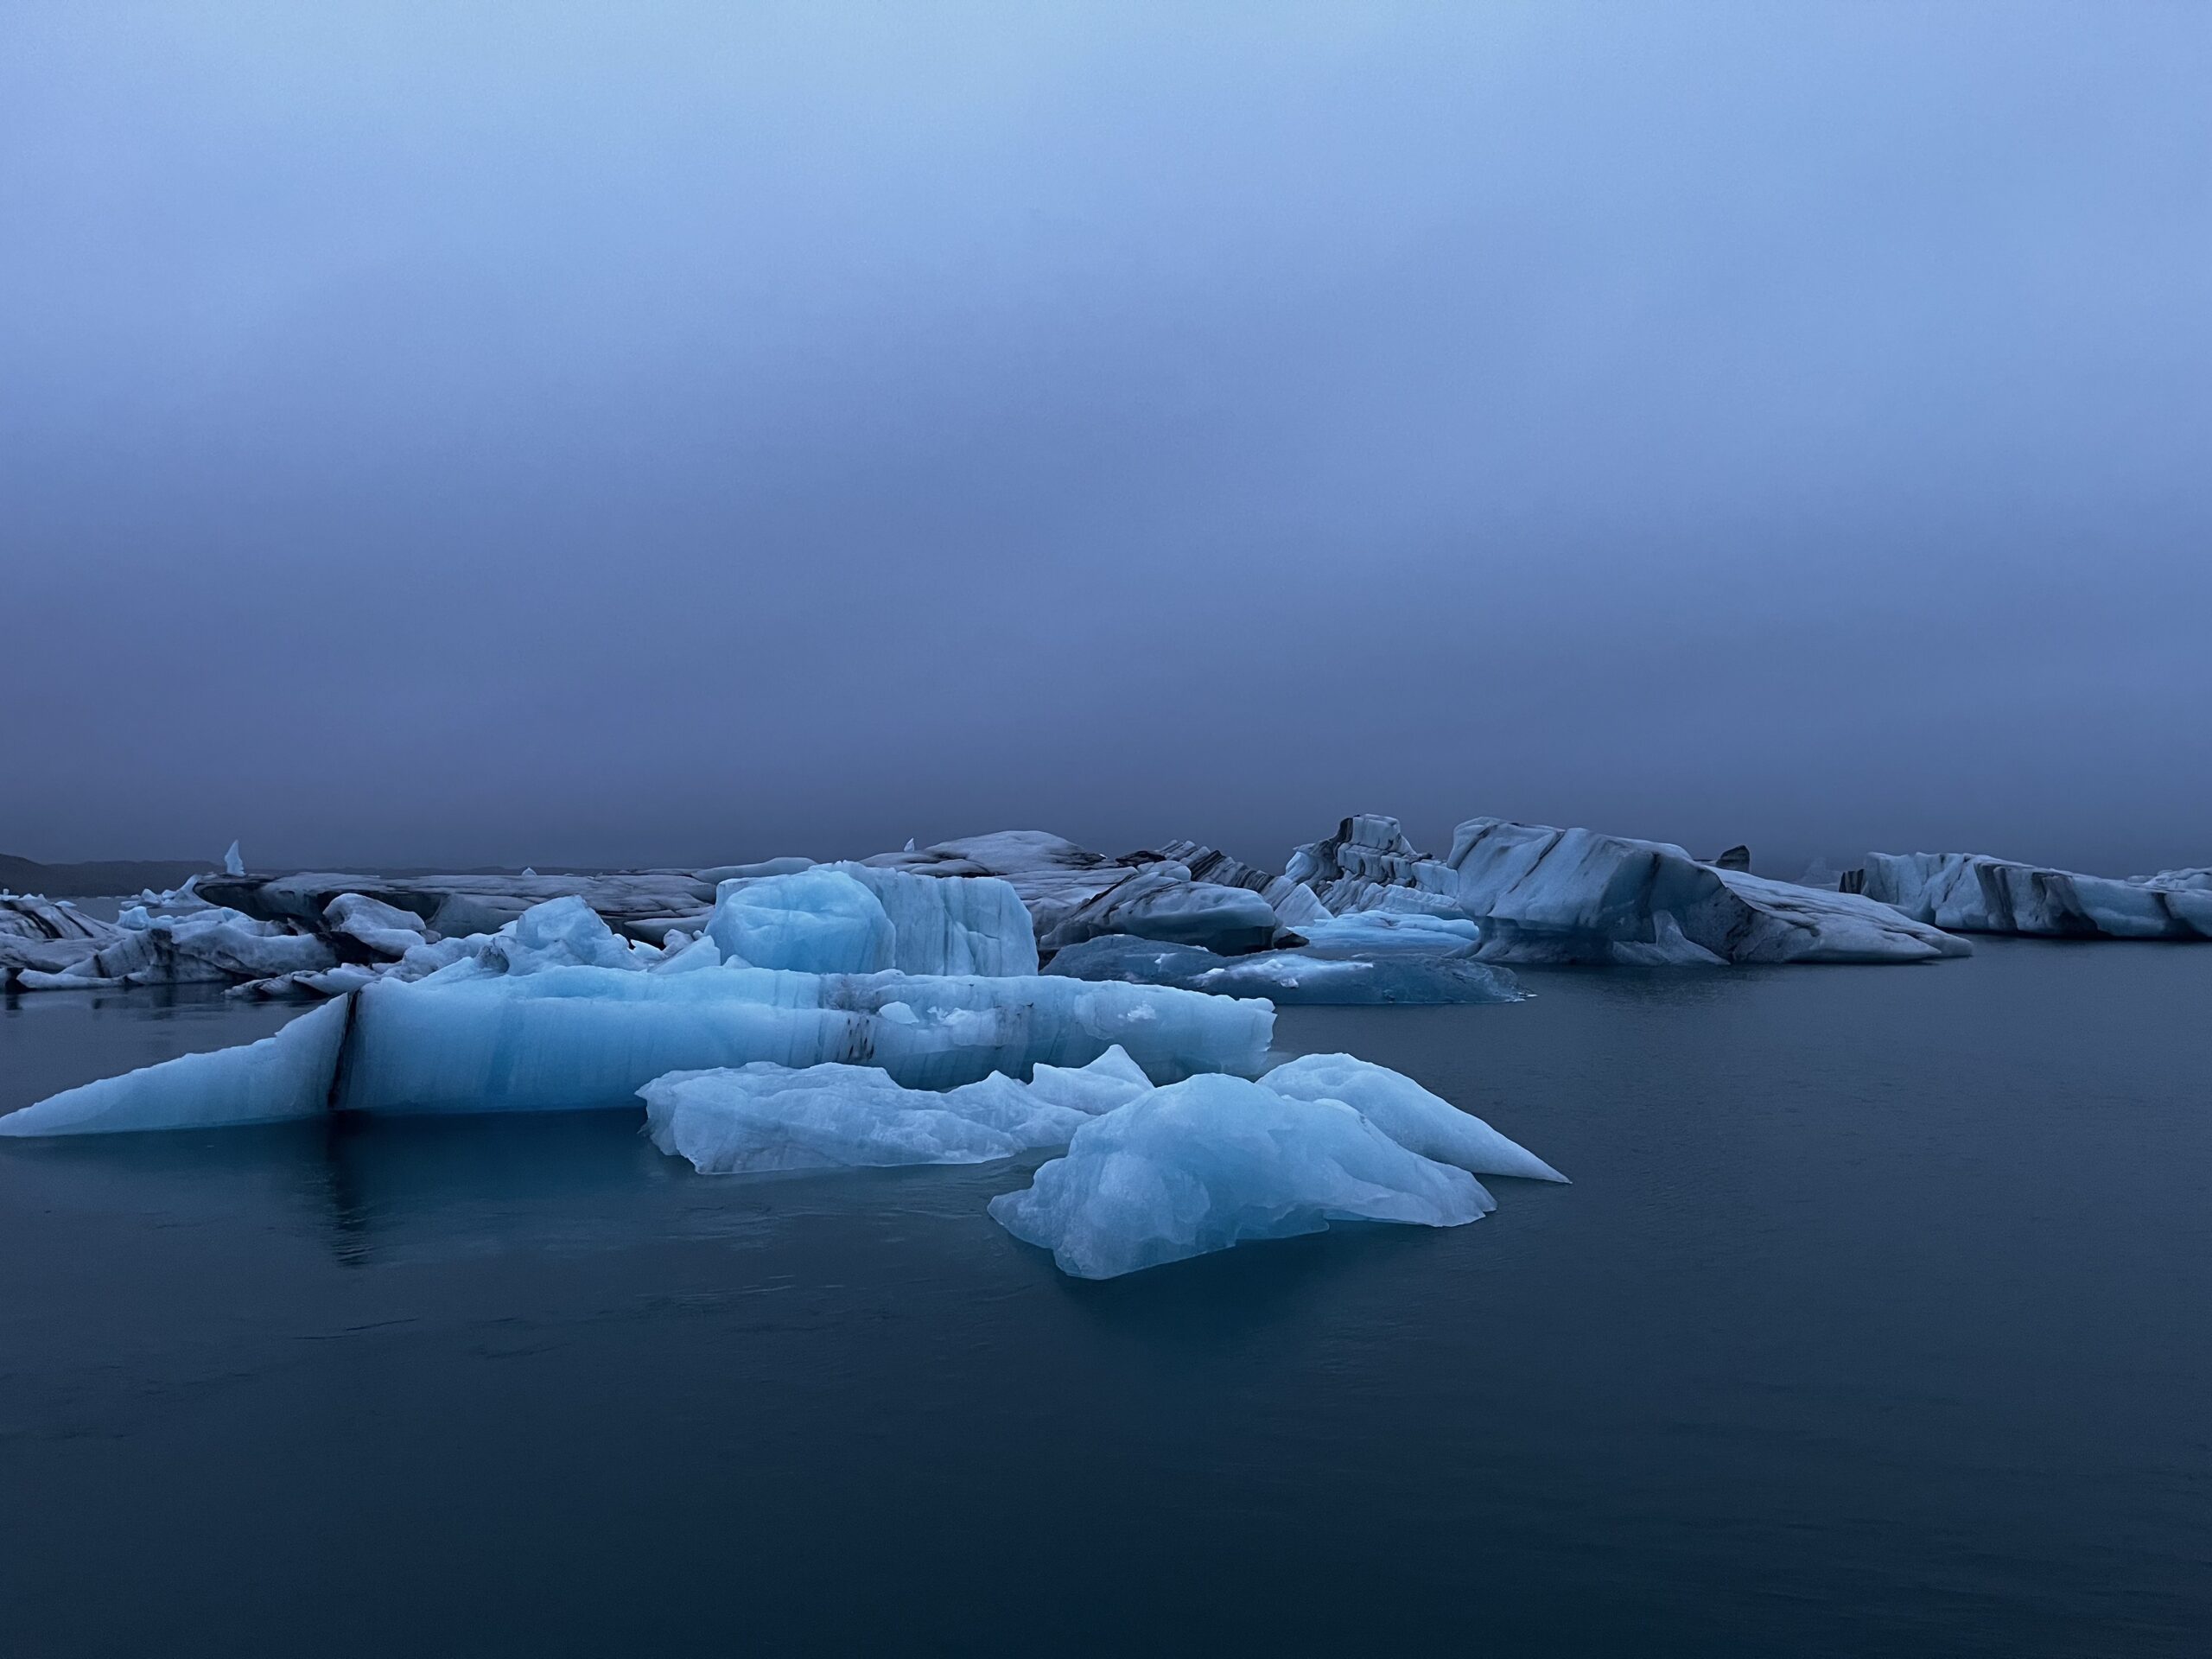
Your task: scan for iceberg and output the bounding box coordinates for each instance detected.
[1045,932,1522,1006]
[639,1046,1148,1174]
[322,893,432,960]
[705,868,896,973]
[866,830,1290,956]
[1284,815,1471,918]
[1,893,122,983]
[0,956,1274,1134]
[336,964,1273,1114]
[0,996,351,1135]
[30,900,340,988]
[1152,839,1332,929]
[988,1075,1496,1280]
[1287,814,1967,965]
[1260,1052,1565,1182]
[1020,1043,1155,1116]
[705,865,1038,977]
[1858,851,2212,940]
[197,868,717,942]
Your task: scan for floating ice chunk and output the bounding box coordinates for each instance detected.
[695,855,815,884]
[322,893,431,960]
[230,963,385,999]
[1046,933,1522,1006]
[63,904,339,986]
[1152,839,1332,928]
[1261,1053,1566,1182]
[332,966,1273,1116]
[1022,1043,1154,1115]
[639,1054,1123,1173]
[869,831,1289,956]
[1290,813,1967,964]
[1286,815,1466,916]
[706,868,897,974]
[828,863,1039,976]
[223,840,245,877]
[1039,869,1282,955]
[702,866,1037,976]
[447,895,650,976]
[647,932,725,974]
[199,869,715,940]
[1291,912,1483,954]
[1859,851,2212,939]
[0,997,350,1136]
[1,893,122,982]
[988,1075,1494,1279]
[1446,818,1967,964]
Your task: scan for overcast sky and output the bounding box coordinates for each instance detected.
[4,3,2207,876]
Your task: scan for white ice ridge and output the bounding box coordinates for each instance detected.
[987,1075,1498,1280]
[1287,814,1968,965]
[0,997,350,1135]
[640,1046,1152,1173]
[1859,851,2212,940]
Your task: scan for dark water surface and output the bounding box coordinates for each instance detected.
[3,947,2208,1656]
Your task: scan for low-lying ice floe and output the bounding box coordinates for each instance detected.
[1853,851,2212,940]
[1043,932,1522,1005]
[645,1040,1562,1279]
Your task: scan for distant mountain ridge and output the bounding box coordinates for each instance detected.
[0,854,214,898]
[2,855,630,899]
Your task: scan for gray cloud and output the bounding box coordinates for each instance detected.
[4,3,2208,876]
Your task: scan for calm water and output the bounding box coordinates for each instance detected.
[3,946,2208,1656]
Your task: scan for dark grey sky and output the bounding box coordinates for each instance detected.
[5,3,2208,877]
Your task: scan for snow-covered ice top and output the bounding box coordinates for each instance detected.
[1860,851,2212,940]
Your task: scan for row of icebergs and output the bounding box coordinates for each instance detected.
[0,867,1562,1278]
[12,814,2207,1275]
[12,813,2212,1008]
